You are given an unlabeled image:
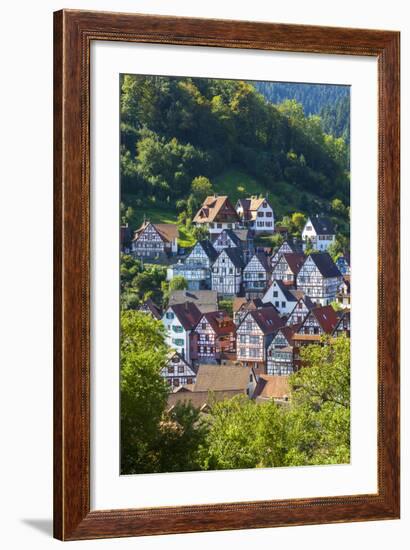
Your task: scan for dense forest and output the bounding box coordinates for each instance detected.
[253,81,350,141]
[120,75,350,234]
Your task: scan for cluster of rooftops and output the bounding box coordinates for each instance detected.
[126,194,350,411]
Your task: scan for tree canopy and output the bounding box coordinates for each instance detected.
[120,75,350,214]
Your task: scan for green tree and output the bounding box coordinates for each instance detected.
[285,336,350,466]
[120,311,170,474]
[327,233,349,261]
[169,275,188,291]
[191,224,209,242]
[291,212,307,234]
[331,198,346,216]
[191,176,213,203]
[156,403,209,472]
[162,275,188,305]
[200,395,271,470]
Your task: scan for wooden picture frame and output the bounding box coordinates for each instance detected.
[54,9,400,541]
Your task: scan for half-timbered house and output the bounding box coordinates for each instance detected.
[211,247,245,296]
[302,215,336,251]
[236,197,275,234]
[296,253,342,306]
[212,228,242,253]
[266,325,300,376]
[243,252,271,299]
[262,279,298,315]
[192,310,236,364]
[186,239,218,267]
[236,306,283,373]
[131,221,178,259]
[161,302,202,363]
[161,351,197,389]
[285,294,316,326]
[270,239,301,267]
[167,239,217,290]
[271,252,305,285]
[232,297,264,326]
[298,304,339,336]
[193,195,241,237]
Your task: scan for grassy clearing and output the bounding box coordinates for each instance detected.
[213,167,327,219]
[213,168,268,203]
[178,225,196,248]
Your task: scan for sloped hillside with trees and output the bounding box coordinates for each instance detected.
[120,75,350,234]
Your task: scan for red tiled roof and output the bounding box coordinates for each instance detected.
[197,311,235,336]
[248,306,284,335]
[282,253,306,275]
[170,302,202,330]
[193,195,240,224]
[310,305,339,333]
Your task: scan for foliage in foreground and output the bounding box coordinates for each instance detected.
[121,310,350,474]
[200,337,350,470]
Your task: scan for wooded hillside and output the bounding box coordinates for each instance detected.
[120,75,350,229]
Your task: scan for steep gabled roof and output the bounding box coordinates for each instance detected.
[132,221,178,243]
[309,305,339,333]
[247,306,283,335]
[309,215,335,235]
[169,302,202,330]
[139,298,162,320]
[215,229,242,247]
[216,247,245,269]
[255,252,271,272]
[308,253,341,278]
[273,279,298,302]
[333,311,351,334]
[197,239,218,262]
[197,310,235,336]
[166,350,197,374]
[281,252,306,275]
[233,298,264,314]
[193,195,240,224]
[155,223,178,242]
[236,197,273,221]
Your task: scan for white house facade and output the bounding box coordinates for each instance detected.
[296,253,342,306]
[161,302,202,363]
[243,253,271,299]
[211,248,244,296]
[161,351,197,389]
[236,197,275,234]
[302,216,336,252]
[262,279,298,315]
[131,221,178,259]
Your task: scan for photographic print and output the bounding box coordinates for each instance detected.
[119,74,351,476]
